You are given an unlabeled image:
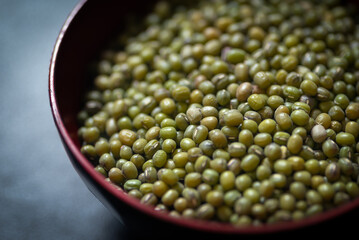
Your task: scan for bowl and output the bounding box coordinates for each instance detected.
[49,0,359,237]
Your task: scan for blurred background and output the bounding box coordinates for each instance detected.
[0,0,127,239]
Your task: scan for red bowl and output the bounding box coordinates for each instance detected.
[49,0,359,237]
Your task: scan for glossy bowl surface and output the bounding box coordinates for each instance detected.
[49,0,359,236]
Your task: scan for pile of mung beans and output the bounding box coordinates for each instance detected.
[77,0,359,226]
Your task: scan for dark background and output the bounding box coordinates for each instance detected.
[0,0,127,239]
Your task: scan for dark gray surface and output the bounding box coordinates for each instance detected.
[0,1,126,239]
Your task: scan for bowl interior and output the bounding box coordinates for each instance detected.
[50,0,359,235]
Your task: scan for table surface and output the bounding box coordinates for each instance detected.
[0,1,127,239]
[0,1,358,239]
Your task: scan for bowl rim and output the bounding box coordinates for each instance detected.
[49,0,359,235]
